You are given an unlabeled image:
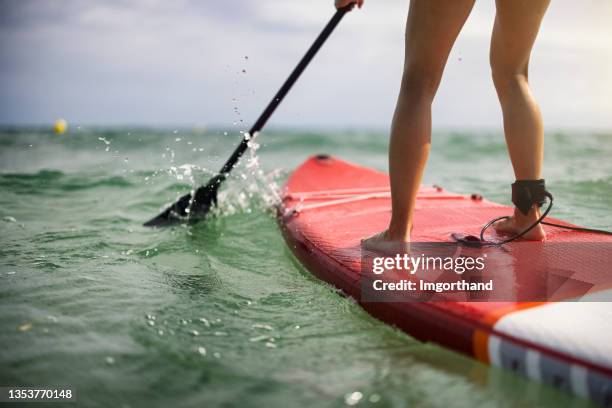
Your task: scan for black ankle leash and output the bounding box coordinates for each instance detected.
[454,179,612,247]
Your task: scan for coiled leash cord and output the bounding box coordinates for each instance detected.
[477,180,612,246]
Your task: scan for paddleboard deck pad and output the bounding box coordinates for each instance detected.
[278,155,612,405]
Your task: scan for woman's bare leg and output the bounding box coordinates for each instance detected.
[491,0,550,240]
[364,0,474,248]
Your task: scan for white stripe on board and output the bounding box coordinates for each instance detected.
[570,364,589,399]
[525,350,541,382]
[488,335,502,367]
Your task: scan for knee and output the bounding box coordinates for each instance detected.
[490,57,529,96]
[400,62,444,101]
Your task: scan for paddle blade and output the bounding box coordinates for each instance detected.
[143,192,193,227]
[143,174,224,227]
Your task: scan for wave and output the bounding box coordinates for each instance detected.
[0,171,134,192]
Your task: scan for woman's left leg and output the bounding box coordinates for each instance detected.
[363,0,475,251]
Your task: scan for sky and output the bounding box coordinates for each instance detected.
[0,0,611,129]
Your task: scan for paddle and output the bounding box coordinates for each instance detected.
[144,4,355,227]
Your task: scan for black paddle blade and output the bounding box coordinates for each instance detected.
[143,174,223,227]
[143,192,192,227]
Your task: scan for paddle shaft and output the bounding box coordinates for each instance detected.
[217,5,352,178]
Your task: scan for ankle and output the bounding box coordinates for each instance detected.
[513,205,541,223]
[387,223,411,241]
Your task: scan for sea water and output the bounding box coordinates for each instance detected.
[0,127,610,407]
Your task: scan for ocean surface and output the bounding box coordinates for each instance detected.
[1,127,610,408]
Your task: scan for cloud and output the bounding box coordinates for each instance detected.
[0,0,610,128]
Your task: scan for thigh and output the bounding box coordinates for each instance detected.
[404,0,475,75]
[490,0,551,75]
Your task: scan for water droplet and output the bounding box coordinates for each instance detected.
[265,342,277,348]
[105,356,115,365]
[18,322,32,332]
[190,330,200,336]
[197,346,207,356]
[369,394,381,403]
[199,317,211,327]
[344,392,363,406]
[213,352,221,359]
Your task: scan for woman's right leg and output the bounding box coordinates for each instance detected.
[366,0,474,247]
[490,0,550,241]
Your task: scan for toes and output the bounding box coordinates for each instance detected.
[361,231,387,244]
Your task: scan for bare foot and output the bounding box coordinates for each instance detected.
[493,206,546,241]
[361,230,410,253]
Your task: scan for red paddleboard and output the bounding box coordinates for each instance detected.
[278,155,612,405]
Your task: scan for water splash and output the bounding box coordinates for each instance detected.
[212,132,282,217]
[97,137,111,152]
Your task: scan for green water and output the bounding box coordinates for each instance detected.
[1,127,610,408]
